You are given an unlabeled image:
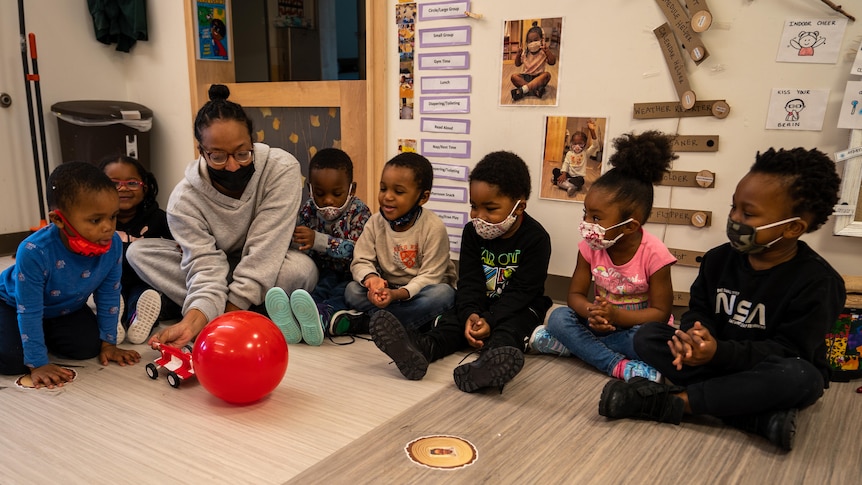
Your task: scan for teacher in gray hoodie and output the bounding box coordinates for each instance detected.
[128,84,317,347]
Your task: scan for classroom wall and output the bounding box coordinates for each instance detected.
[0,0,192,235]
[3,0,860,294]
[387,0,862,295]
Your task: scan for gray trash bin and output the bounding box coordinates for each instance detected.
[51,100,153,170]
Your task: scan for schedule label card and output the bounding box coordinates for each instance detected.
[421,75,472,94]
[431,186,468,203]
[419,1,470,21]
[422,139,471,158]
[418,52,470,70]
[431,162,470,181]
[421,117,471,134]
[419,26,471,47]
[420,96,470,114]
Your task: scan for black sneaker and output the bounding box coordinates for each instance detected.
[369,310,429,380]
[329,309,370,336]
[511,87,525,101]
[722,408,798,451]
[453,346,524,393]
[598,377,686,425]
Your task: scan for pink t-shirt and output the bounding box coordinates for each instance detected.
[578,229,676,310]
[520,49,548,76]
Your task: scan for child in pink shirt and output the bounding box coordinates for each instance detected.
[532,131,677,383]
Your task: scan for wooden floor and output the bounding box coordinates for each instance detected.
[1,256,860,484]
[0,331,470,484]
[538,157,603,203]
[499,61,561,107]
[289,356,862,484]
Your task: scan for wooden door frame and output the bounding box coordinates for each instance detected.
[182,0,386,207]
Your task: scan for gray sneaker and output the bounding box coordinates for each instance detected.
[127,289,161,345]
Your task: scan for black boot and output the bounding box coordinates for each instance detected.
[722,408,798,451]
[599,377,686,425]
[369,310,434,380]
[453,346,524,393]
[511,87,525,101]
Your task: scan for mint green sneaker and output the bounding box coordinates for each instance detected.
[265,287,301,344]
[289,289,324,346]
[528,326,571,356]
[622,360,662,383]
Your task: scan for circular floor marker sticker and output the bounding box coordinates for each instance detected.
[16,368,77,389]
[405,435,477,470]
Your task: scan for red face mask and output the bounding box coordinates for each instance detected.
[54,210,111,257]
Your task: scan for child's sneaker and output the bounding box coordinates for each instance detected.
[329,309,370,336]
[453,346,524,393]
[289,289,324,346]
[369,310,430,380]
[599,377,685,424]
[317,303,334,336]
[265,287,301,344]
[528,326,571,356]
[722,408,798,451]
[127,289,161,345]
[115,296,126,344]
[622,360,662,383]
[511,87,525,101]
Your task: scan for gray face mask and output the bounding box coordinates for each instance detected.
[726,216,800,254]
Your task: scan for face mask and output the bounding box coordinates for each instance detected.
[726,217,800,254]
[383,201,423,230]
[527,40,542,53]
[311,183,354,221]
[472,200,521,240]
[579,218,633,251]
[572,143,585,154]
[54,210,111,257]
[206,161,255,194]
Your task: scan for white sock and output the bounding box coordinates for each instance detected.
[521,85,529,94]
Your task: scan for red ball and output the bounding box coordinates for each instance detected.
[192,311,288,404]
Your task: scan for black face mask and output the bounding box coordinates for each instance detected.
[207,162,255,194]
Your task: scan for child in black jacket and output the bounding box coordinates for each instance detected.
[599,147,846,451]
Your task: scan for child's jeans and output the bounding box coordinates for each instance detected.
[311,271,351,314]
[0,302,101,375]
[547,306,641,376]
[344,281,455,330]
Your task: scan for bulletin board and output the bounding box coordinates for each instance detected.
[386,0,862,293]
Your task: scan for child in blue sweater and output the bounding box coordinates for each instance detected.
[0,162,140,388]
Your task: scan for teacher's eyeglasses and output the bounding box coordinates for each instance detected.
[201,148,254,167]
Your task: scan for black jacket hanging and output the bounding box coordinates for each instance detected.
[88,0,148,53]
